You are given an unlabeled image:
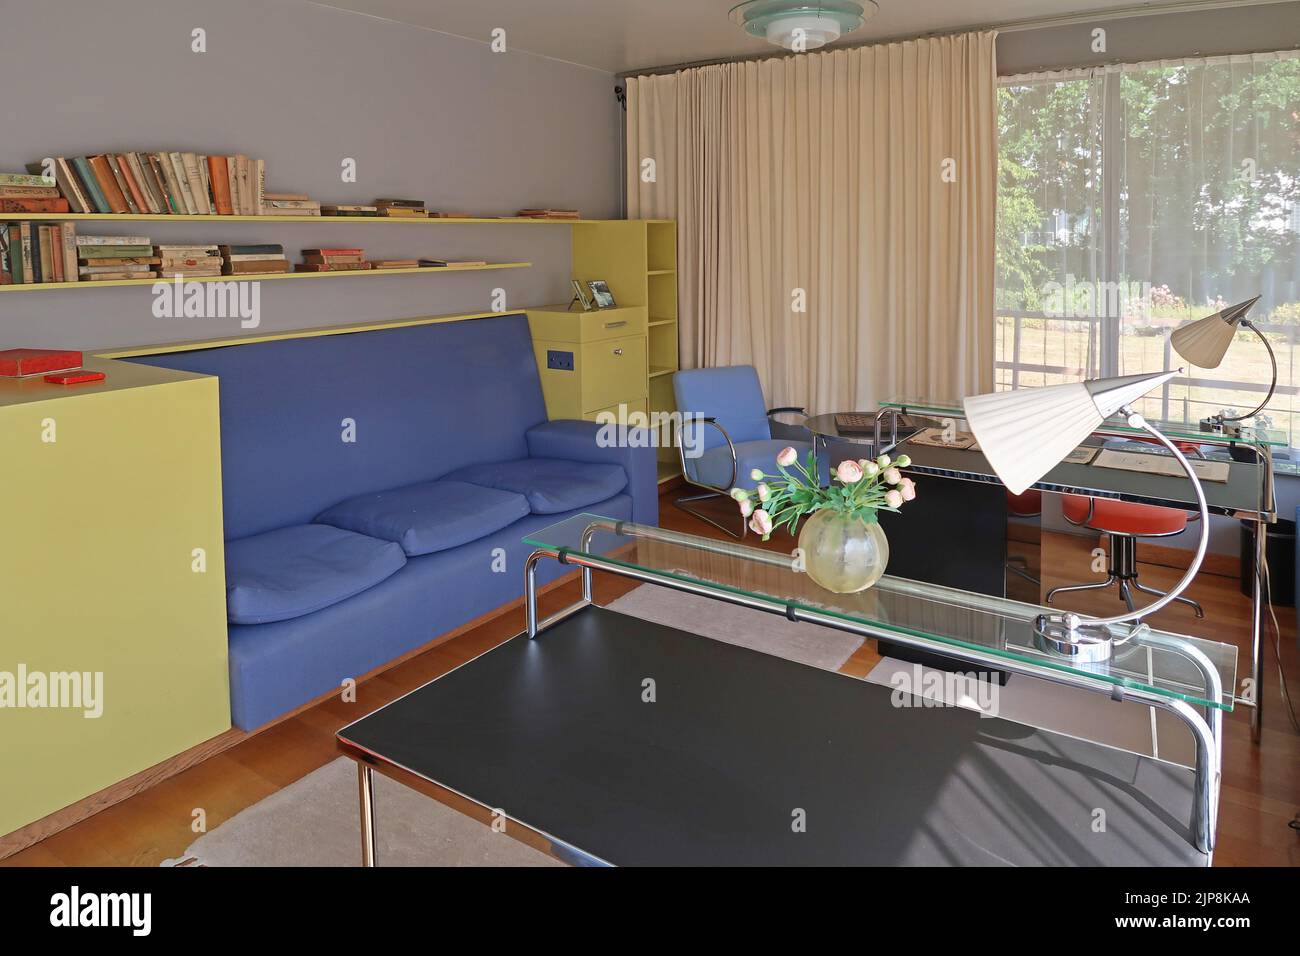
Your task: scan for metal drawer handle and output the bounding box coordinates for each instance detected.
[613,348,624,356]
[603,320,628,329]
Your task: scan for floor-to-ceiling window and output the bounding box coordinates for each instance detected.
[996,52,1300,446]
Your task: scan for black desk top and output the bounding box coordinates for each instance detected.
[339,606,1205,866]
[899,439,1272,521]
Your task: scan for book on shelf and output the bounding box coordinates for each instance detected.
[77,234,151,245]
[0,173,56,188]
[0,197,70,213]
[78,244,153,257]
[301,253,363,264]
[206,156,233,215]
[321,204,378,216]
[81,271,158,281]
[0,184,60,199]
[223,259,291,275]
[159,256,223,270]
[156,244,221,256]
[418,258,488,268]
[79,263,155,275]
[260,201,321,216]
[374,198,425,208]
[377,207,427,218]
[80,256,160,266]
[225,253,285,262]
[0,348,82,377]
[302,247,363,257]
[295,262,372,272]
[105,155,140,214]
[428,211,476,219]
[516,208,580,219]
[369,259,420,269]
[87,156,130,213]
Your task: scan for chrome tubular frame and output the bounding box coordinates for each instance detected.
[358,764,377,867]
[673,416,745,538]
[523,520,1225,856]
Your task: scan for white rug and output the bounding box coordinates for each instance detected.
[605,584,865,670]
[165,757,561,867]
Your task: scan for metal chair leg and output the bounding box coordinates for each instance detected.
[1117,579,1137,612]
[674,491,746,539]
[1045,576,1116,605]
[1132,579,1205,618]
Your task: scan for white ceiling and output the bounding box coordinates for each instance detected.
[305,0,1244,73]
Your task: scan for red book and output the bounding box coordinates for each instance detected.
[0,348,83,377]
[301,248,363,256]
[0,197,71,213]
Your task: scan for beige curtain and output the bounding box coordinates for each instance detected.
[626,31,998,413]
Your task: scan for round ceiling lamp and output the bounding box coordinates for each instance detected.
[729,1,878,51]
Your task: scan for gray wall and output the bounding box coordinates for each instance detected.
[997,1,1300,74]
[0,0,621,350]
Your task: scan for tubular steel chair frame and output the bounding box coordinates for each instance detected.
[674,407,806,539]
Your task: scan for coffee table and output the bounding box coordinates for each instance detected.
[338,514,1234,866]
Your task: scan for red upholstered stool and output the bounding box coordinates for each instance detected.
[1046,494,1204,617]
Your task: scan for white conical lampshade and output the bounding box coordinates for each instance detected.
[1170,295,1260,369]
[961,371,1178,496]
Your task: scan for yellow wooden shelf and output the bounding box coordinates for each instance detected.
[1,213,615,225]
[0,262,531,292]
[647,269,675,276]
[648,318,677,327]
[649,366,676,379]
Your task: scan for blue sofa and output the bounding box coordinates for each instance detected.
[130,314,657,730]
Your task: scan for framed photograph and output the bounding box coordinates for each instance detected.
[587,279,616,309]
[569,278,593,311]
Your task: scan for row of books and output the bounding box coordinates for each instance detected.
[0,228,490,284]
[293,248,489,272]
[0,157,292,217]
[0,227,295,283]
[0,172,583,221]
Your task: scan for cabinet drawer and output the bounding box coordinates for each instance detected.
[580,335,646,412]
[529,306,647,344]
[584,397,648,423]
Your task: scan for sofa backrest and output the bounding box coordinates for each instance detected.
[129,314,547,540]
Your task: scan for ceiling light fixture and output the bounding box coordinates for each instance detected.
[729,1,877,52]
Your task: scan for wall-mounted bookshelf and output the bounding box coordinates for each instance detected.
[2,213,623,226]
[0,261,530,293]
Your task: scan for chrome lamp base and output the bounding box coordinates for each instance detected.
[1033,613,1115,663]
[1198,415,1244,438]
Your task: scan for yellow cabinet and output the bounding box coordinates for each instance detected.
[0,359,230,838]
[528,305,649,420]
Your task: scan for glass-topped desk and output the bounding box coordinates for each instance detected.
[878,397,1289,449]
[522,514,1234,853]
[805,397,1274,743]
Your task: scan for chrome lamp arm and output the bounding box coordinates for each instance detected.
[1035,408,1210,659]
[1215,322,1276,424]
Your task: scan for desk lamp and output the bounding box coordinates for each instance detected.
[1169,295,1267,437]
[962,370,1208,663]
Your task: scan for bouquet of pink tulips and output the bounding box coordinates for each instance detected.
[730,447,917,540]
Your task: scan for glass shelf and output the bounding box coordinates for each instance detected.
[524,514,1236,711]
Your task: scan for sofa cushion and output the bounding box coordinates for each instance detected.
[226,524,407,625]
[446,458,628,514]
[316,480,531,556]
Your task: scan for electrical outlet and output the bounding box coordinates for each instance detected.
[547,350,575,371]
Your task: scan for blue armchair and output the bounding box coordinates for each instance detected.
[672,366,812,537]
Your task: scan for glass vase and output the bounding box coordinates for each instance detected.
[798,510,890,593]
